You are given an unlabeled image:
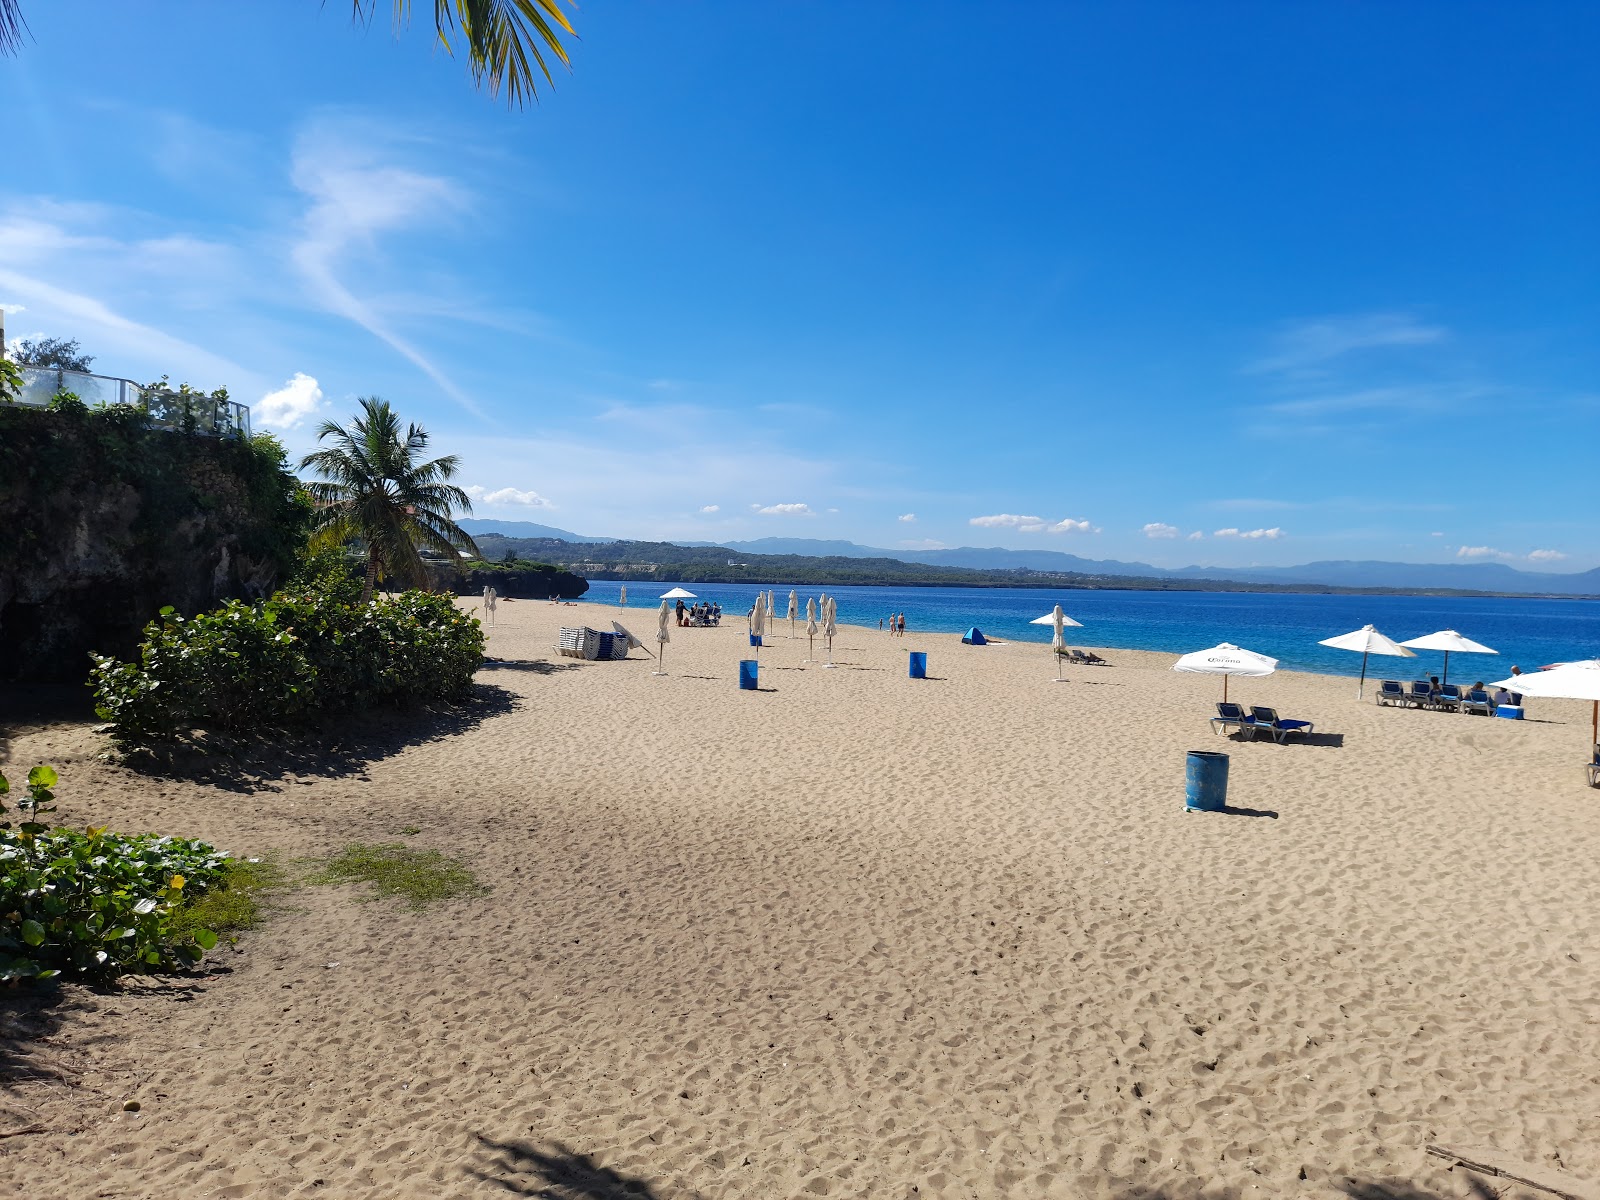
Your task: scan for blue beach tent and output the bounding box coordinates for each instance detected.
[962,627,988,645]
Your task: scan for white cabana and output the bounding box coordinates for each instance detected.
[805,597,818,662]
[660,586,697,600]
[1030,606,1084,682]
[653,600,671,675]
[1492,659,1600,752]
[1399,629,1497,685]
[1173,642,1278,703]
[1318,624,1415,699]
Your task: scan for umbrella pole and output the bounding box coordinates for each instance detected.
[1223,675,1228,704]
[1055,645,1063,681]
[1358,651,1368,701]
[1593,699,1597,749]
[1442,650,1450,686]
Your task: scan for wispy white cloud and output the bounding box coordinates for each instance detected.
[757,502,813,516]
[899,538,948,550]
[1457,545,1511,560]
[257,372,325,430]
[1186,530,1204,541]
[1143,522,1179,539]
[1527,548,1567,562]
[1250,312,1447,376]
[467,485,552,507]
[1214,527,1284,540]
[898,513,917,523]
[699,504,720,514]
[969,513,1098,534]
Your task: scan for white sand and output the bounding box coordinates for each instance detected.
[3,596,1598,1199]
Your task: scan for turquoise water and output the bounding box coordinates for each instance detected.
[591,581,1600,680]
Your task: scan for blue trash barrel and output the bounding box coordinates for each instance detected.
[738,659,758,690]
[749,634,763,648]
[1185,750,1229,812]
[908,651,927,679]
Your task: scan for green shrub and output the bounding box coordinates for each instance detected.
[90,587,484,750]
[310,843,489,909]
[0,765,227,982]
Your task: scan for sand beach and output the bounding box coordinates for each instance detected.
[3,597,1598,1199]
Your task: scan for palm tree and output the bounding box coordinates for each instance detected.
[0,2,575,106]
[300,397,481,603]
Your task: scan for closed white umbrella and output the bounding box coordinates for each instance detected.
[1399,629,1497,686]
[805,597,818,662]
[653,600,671,676]
[1491,659,1600,751]
[660,587,697,600]
[787,589,797,639]
[1172,642,1278,703]
[1318,624,1415,699]
[752,591,767,644]
[822,596,838,667]
[1030,606,1084,682]
[619,585,627,609]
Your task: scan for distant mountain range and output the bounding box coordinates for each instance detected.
[460,523,1600,596]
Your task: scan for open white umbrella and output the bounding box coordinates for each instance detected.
[1399,629,1497,686]
[660,586,697,600]
[1319,624,1415,699]
[611,620,653,659]
[1492,659,1600,753]
[822,597,837,668]
[619,585,627,609]
[1030,606,1085,682]
[653,600,671,676]
[787,589,797,639]
[805,597,818,662]
[1173,642,1278,703]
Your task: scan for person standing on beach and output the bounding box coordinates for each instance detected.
[899,613,907,636]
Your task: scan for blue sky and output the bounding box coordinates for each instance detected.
[2,2,1595,570]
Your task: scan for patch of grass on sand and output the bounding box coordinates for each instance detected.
[172,854,288,942]
[309,843,488,909]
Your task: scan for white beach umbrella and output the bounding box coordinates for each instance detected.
[1318,624,1415,699]
[805,597,818,662]
[822,596,837,667]
[1030,606,1085,682]
[660,586,697,600]
[1399,629,1498,686]
[1492,659,1600,751]
[787,589,798,638]
[752,592,767,642]
[1172,642,1278,703]
[611,620,652,659]
[619,585,627,609]
[653,600,671,675]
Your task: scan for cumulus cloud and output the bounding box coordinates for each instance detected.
[757,502,813,516]
[1527,549,1567,562]
[898,513,917,522]
[699,504,720,513]
[256,372,325,430]
[1187,531,1204,541]
[1143,522,1179,539]
[466,485,551,507]
[969,514,1098,534]
[1214,527,1284,540]
[1456,545,1510,560]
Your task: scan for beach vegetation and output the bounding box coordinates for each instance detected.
[309,842,489,909]
[300,397,481,603]
[0,765,228,983]
[90,585,485,752]
[169,853,288,945]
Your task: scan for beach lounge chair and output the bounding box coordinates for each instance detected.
[1375,680,1406,707]
[1589,745,1600,788]
[1080,649,1108,665]
[1407,680,1434,708]
[1461,688,1493,717]
[1210,702,1257,739]
[1248,706,1314,743]
[1434,683,1463,713]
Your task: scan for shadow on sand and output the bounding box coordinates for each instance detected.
[126,682,520,794]
[480,658,584,675]
[466,1136,692,1199]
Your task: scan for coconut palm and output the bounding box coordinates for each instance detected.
[0,2,575,106]
[300,397,481,603]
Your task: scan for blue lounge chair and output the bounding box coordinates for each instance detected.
[1211,702,1257,739]
[1376,680,1406,707]
[1407,680,1434,708]
[1589,745,1600,789]
[1248,706,1314,743]
[1435,683,1463,713]
[1461,688,1493,717]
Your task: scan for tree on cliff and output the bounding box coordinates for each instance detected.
[0,1,574,107]
[300,398,481,603]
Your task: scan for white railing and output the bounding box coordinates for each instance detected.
[8,365,252,438]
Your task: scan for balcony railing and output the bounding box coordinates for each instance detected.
[8,365,252,439]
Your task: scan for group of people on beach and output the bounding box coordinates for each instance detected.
[880,613,907,636]
[676,599,721,627]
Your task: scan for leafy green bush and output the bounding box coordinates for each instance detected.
[0,765,226,982]
[90,587,484,750]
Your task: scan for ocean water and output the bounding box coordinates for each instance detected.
[590,581,1600,680]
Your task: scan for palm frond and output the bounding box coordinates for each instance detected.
[0,0,28,56]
